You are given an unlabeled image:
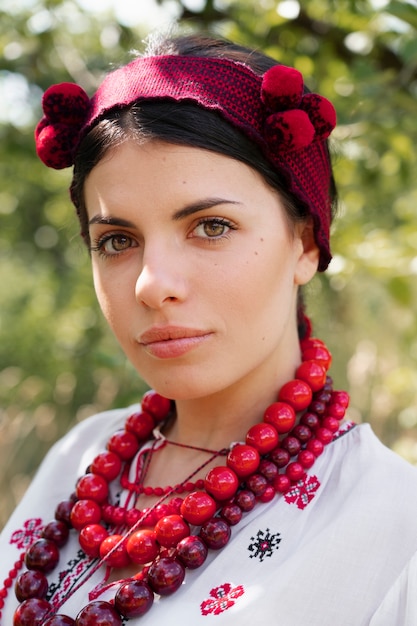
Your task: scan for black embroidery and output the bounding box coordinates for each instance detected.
[247,528,281,562]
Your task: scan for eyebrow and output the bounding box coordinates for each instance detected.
[88,198,241,227]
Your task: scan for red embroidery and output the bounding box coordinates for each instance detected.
[10,518,44,549]
[284,474,320,509]
[201,583,244,616]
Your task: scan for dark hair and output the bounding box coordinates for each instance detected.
[71,33,338,339]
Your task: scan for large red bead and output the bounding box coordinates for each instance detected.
[180,491,216,526]
[199,518,231,550]
[227,444,260,478]
[79,524,108,558]
[115,580,154,618]
[70,499,101,530]
[99,535,130,568]
[302,345,332,370]
[76,473,109,503]
[141,390,171,422]
[75,601,122,625]
[25,539,59,573]
[42,617,76,625]
[263,402,296,434]
[176,535,208,569]
[155,515,190,549]
[41,520,69,547]
[246,423,278,454]
[13,598,51,626]
[125,410,155,440]
[147,557,185,596]
[15,570,48,602]
[296,360,327,392]
[91,451,122,481]
[204,466,239,501]
[107,430,139,461]
[126,529,160,564]
[278,379,313,411]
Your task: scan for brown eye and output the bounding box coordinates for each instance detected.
[203,221,227,237]
[104,235,132,252]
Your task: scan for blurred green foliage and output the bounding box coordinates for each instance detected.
[1,0,417,529]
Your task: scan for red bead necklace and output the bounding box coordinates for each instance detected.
[7,337,350,626]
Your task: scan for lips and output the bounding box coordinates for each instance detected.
[139,326,212,359]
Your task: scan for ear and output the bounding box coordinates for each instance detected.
[294,218,320,286]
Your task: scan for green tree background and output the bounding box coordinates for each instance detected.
[1,0,416,529]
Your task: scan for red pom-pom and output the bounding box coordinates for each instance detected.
[266,109,315,152]
[301,93,336,139]
[42,83,90,125]
[35,123,79,169]
[261,65,304,110]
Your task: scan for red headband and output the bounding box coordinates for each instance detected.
[35,55,336,270]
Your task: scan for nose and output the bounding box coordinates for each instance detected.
[135,245,188,309]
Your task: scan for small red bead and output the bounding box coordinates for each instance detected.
[286,462,305,482]
[246,422,278,454]
[99,535,130,568]
[306,438,324,456]
[204,466,239,501]
[292,424,312,442]
[246,473,268,496]
[126,529,160,564]
[220,503,243,525]
[153,503,170,521]
[125,410,155,440]
[54,500,74,526]
[300,337,325,351]
[322,416,340,432]
[147,557,185,596]
[227,444,260,478]
[76,473,109,503]
[115,580,154,619]
[298,449,316,469]
[141,390,171,422]
[296,360,327,392]
[25,539,59,573]
[181,491,217,526]
[331,390,350,408]
[176,535,208,569]
[125,508,141,527]
[258,459,278,482]
[91,452,122,482]
[263,402,296,434]
[79,524,109,558]
[274,474,291,494]
[70,499,101,530]
[107,430,139,461]
[316,427,334,444]
[41,520,69,548]
[257,484,275,502]
[301,411,321,428]
[278,379,313,411]
[75,601,122,625]
[199,518,231,550]
[270,447,290,468]
[234,489,256,512]
[326,403,346,419]
[155,515,190,549]
[110,507,126,526]
[281,436,301,456]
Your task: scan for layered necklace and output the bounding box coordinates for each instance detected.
[8,337,350,626]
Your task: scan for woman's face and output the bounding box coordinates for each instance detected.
[85,140,318,400]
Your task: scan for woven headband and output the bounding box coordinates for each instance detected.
[35,55,337,270]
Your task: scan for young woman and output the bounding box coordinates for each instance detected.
[1,33,417,626]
